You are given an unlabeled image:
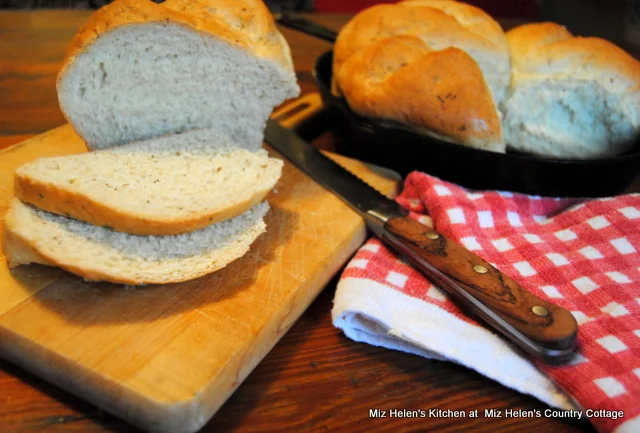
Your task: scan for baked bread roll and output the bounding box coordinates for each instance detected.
[332,0,509,152]
[502,22,640,159]
[336,37,503,151]
[57,0,300,150]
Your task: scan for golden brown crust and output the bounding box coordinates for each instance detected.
[57,0,294,98]
[401,0,506,45]
[3,198,266,285]
[507,22,640,90]
[505,22,572,73]
[162,0,295,73]
[335,5,477,81]
[337,36,502,151]
[331,0,507,150]
[14,172,272,236]
[333,1,508,89]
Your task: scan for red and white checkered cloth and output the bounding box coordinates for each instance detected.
[332,172,640,433]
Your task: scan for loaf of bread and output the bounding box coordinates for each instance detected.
[4,199,269,285]
[3,0,297,285]
[57,0,300,150]
[14,129,283,236]
[502,22,640,159]
[332,0,509,152]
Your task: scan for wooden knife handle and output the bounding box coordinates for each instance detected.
[382,215,578,364]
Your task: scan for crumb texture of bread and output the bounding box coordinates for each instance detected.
[57,0,300,150]
[331,0,508,151]
[503,22,640,158]
[15,129,283,235]
[4,199,269,285]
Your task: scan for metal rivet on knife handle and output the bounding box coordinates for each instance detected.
[532,306,549,317]
[473,264,488,274]
[425,232,439,240]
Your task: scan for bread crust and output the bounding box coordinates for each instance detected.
[56,0,297,139]
[14,171,275,236]
[332,0,507,150]
[333,2,507,77]
[162,0,295,73]
[4,213,215,286]
[3,198,267,285]
[58,0,294,83]
[503,22,640,158]
[507,22,640,91]
[3,221,55,270]
[336,36,502,151]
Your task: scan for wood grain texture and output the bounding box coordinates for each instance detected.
[0,10,600,433]
[384,216,578,360]
[0,284,597,433]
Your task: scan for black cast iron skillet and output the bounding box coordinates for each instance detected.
[276,14,640,198]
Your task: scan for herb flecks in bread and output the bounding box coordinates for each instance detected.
[4,199,270,285]
[15,129,283,236]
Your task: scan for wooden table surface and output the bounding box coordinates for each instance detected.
[0,10,599,433]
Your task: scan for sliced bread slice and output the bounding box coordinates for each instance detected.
[3,199,269,285]
[57,0,300,151]
[14,129,283,236]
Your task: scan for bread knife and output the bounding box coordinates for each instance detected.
[264,119,578,364]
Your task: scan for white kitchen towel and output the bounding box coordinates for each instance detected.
[333,276,578,412]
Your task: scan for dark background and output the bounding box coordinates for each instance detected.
[0,0,635,52]
[0,0,313,11]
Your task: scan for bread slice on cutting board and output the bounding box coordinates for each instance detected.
[57,0,300,151]
[3,198,270,285]
[14,129,283,236]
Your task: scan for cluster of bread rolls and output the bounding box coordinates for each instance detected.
[332,0,640,159]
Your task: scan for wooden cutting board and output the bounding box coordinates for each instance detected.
[0,120,400,433]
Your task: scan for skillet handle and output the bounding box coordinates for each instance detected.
[382,215,579,364]
[271,93,324,129]
[274,13,338,43]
